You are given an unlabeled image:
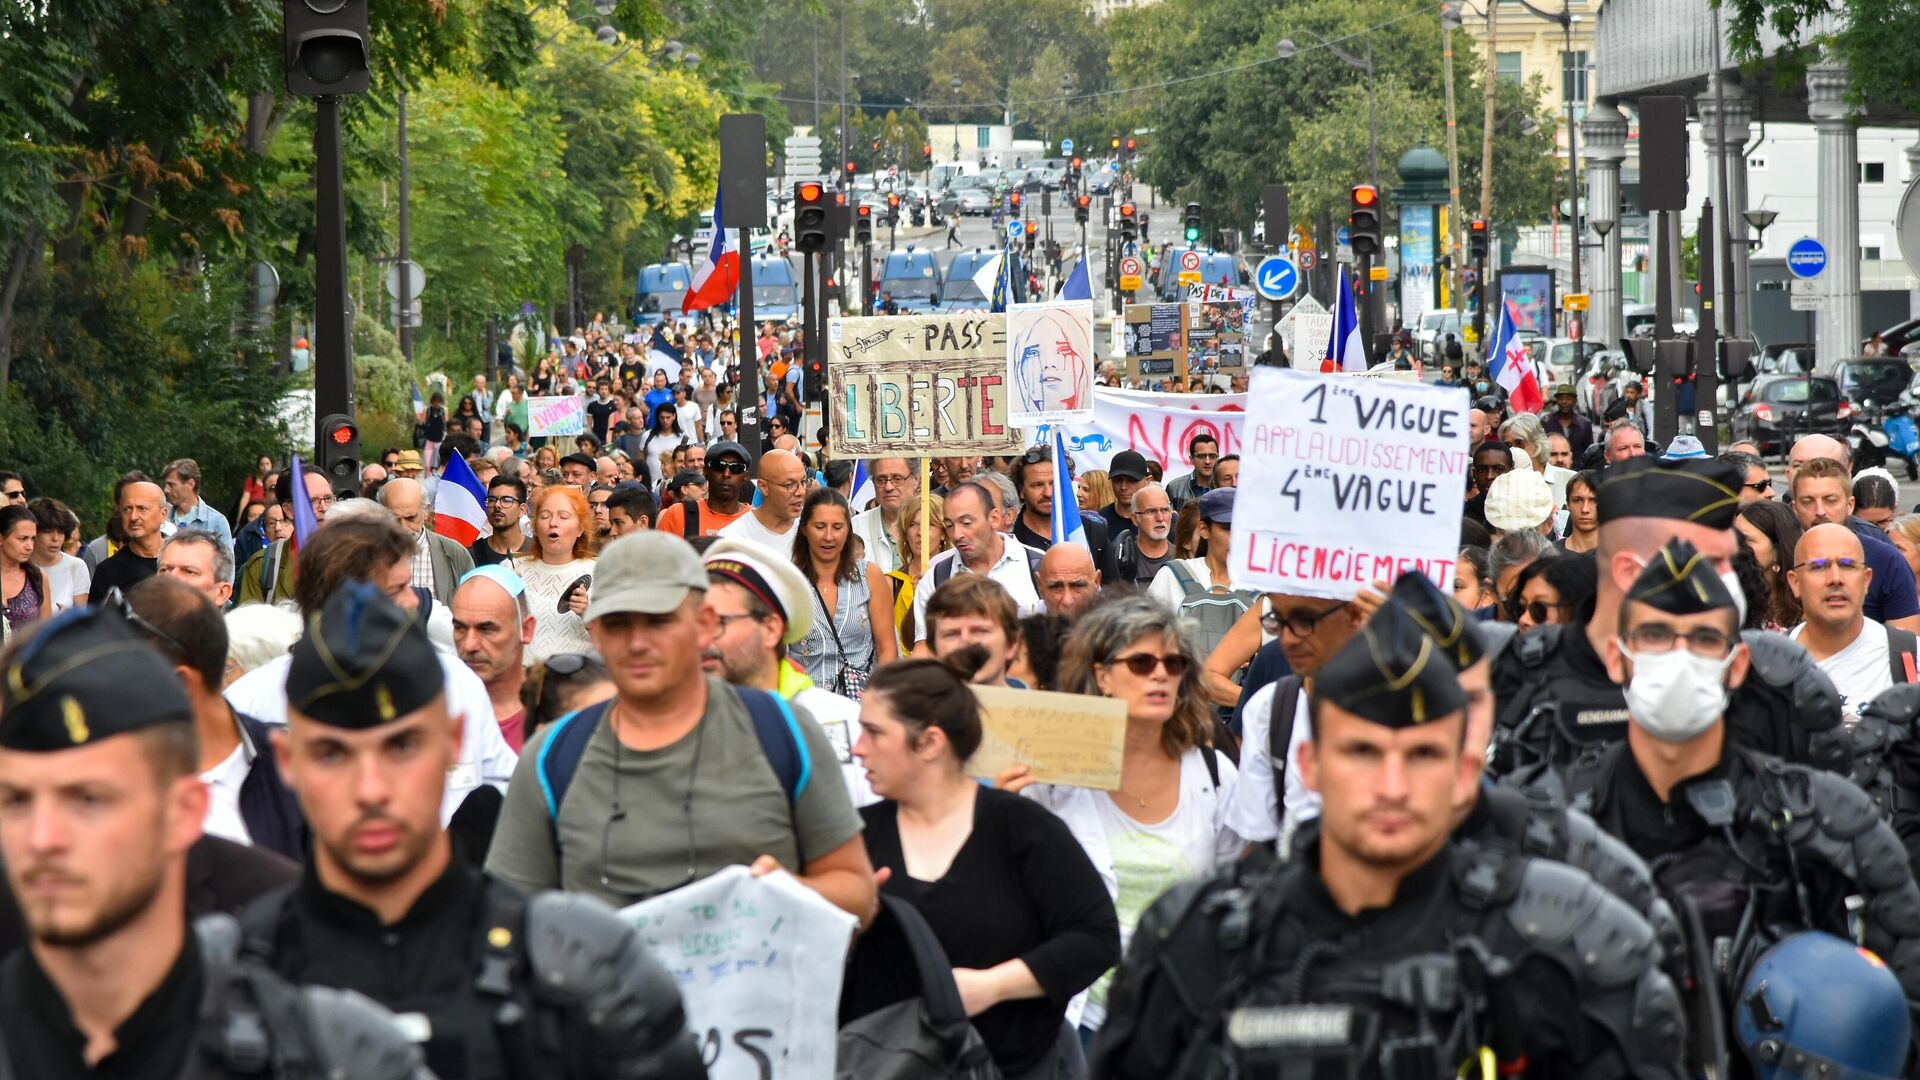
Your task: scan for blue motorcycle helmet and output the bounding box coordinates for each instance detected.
[1736,931,1910,1079]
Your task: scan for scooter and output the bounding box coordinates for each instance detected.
[1885,403,1920,480]
[1849,399,1891,473]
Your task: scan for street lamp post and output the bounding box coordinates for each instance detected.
[950,75,962,167]
[1276,33,1378,190]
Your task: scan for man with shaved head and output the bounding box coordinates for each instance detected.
[377,476,475,607]
[1037,543,1100,616]
[1787,449,1920,631]
[451,566,535,750]
[1788,522,1916,723]
[718,448,807,553]
[89,480,167,603]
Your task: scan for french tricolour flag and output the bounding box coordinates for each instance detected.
[1486,299,1545,414]
[849,461,875,512]
[433,452,492,547]
[682,188,739,313]
[287,453,321,553]
[1319,265,1366,373]
[1050,428,1088,550]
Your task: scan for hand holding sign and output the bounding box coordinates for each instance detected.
[966,686,1129,791]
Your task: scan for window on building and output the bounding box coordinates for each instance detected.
[1562,51,1589,104]
[1863,245,1883,261]
[976,126,991,149]
[1748,155,1767,170]
[1497,52,1523,84]
[1859,161,1886,184]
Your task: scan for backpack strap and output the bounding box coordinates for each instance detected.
[1267,675,1305,833]
[1168,559,1205,598]
[536,699,614,842]
[1889,626,1919,685]
[932,552,956,589]
[1199,744,1220,787]
[680,498,699,539]
[738,686,811,804]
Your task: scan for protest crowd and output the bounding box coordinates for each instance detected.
[6,295,1920,1080]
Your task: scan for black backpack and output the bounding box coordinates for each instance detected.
[837,895,1001,1079]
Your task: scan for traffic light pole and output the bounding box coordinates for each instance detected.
[737,233,760,470]
[861,241,873,315]
[312,94,357,490]
[1472,254,1488,348]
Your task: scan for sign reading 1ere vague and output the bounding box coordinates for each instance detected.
[1229,368,1471,599]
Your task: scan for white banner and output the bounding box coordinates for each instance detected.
[1007,300,1097,425]
[621,866,857,1080]
[1229,368,1471,600]
[1051,386,1245,475]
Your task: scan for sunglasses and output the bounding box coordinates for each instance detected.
[1106,652,1191,678]
[709,460,749,475]
[1742,478,1773,493]
[1508,598,1571,624]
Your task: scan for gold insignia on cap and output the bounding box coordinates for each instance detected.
[61,697,88,745]
[375,682,397,722]
[1411,689,1427,725]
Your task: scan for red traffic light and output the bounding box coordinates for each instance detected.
[856,205,872,219]
[1010,192,1022,205]
[798,182,823,202]
[887,193,901,207]
[1071,156,1083,169]
[1126,137,1136,150]
[845,160,857,174]
[1075,194,1091,208]
[922,144,932,154]
[1469,218,1488,233]
[1351,184,1379,207]
[327,421,356,445]
[1119,202,1136,218]
[834,191,848,206]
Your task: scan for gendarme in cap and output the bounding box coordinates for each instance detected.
[0,607,191,751]
[1389,571,1487,670]
[1312,601,1466,728]
[287,582,443,728]
[1626,537,1735,617]
[703,538,813,645]
[1595,456,1742,530]
[583,532,709,622]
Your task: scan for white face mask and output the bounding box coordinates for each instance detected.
[1719,569,1749,627]
[1620,644,1735,743]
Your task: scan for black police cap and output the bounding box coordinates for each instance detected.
[1314,601,1465,729]
[0,606,191,752]
[1389,571,1486,670]
[286,581,444,728]
[1626,537,1734,617]
[1595,456,1742,530]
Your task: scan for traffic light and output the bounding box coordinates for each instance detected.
[1468,217,1489,261]
[317,413,360,496]
[1125,137,1137,158]
[1009,191,1023,215]
[1074,194,1091,224]
[855,204,873,246]
[1118,202,1137,242]
[922,144,933,167]
[844,160,857,180]
[1110,136,1121,152]
[1183,202,1202,244]
[832,190,850,239]
[1348,185,1381,256]
[283,0,371,97]
[885,192,901,223]
[794,182,829,253]
[805,356,825,401]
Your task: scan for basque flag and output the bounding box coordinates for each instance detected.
[1486,299,1545,414]
[432,451,492,547]
[286,454,321,553]
[682,188,739,312]
[1319,267,1366,373]
[1050,428,1088,550]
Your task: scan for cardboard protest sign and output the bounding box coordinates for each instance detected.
[1230,367,1471,600]
[528,394,585,438]
[1007,300,1097,425]
[621,865,857,1080]
[1120,303,1187,383]
[966,685,1128,790]
[827,314,1025,459]
[1185,284,1254,373]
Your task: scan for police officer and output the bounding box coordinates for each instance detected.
[1588,538,1920,1038]
[1089,600,1687,1079]
[241,583,704,1079]
[1489,457,1848,798]
[0,606,426,1079]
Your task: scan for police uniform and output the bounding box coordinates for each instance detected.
[239,583,704,1080]
[1584,540,1920,1038]
[1487,458,1850,800]
[0,606,427,1080]
[1089,602,1687,1080]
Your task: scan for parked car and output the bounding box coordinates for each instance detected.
[1414,308,1462,362]
[1833,357,1913,409]
[1543,338,1607,388]
[1731,374,1851,455]
[1576,349,1638,420]
[1866,317,1920,354]
[1755,342,1815,376]
[631,261,692,325]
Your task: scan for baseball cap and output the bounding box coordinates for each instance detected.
[583,532,709,622]
[1197,487,1235,524]
[706,440,750,465]
[1484,469,1553,533]
[1109,450,1151,481]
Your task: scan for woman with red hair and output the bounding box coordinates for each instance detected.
[516,485,599,663]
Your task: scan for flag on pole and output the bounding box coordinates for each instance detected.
[849,460,875,512]
[992,248,1012,313]
[682,188,740,312]
[287,454,320,553]
[971,253,1005,309]
[1486,299,1546,414]
[1319,266,1366,373]
[1050,428,1088,550]
[411,382,427,423]
[432,451,493,547]
[1059,255,1093,302]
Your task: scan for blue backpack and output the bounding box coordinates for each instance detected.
[535,687,812,841]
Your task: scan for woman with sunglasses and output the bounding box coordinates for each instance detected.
[1509,552,1597,630]
[998,595,1240,1047]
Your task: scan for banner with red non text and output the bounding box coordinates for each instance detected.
[1049,386,1245,476]
[1229,367,1470,600]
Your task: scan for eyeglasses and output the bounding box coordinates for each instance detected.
[1136,505,1174,517]
[1509,597,1572,624]
[766,478,805,494]
[710,460,749,475]
[1019,446,1051,466]
[485,496,521,506]
[712,613,763,634]
[873,474,911,488]
[1261,603,1348,638]
[1106,652,1191,678]
[1742,478,1773,493]
[309,495,338,509]
[1624,624,1735,659]
[1793,556,1868,575]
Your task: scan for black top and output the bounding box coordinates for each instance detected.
[0,926,202,1079]
[86,547,157,605]
[585,397,620,444]
[861,787,1119,1075]
[1012,512,1110,570]
[1102,534,1173,588]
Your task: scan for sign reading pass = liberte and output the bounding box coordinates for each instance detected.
[827,314,1026,459]
[1230,368,1471,599]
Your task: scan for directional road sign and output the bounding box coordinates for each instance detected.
[1253,255,1299,300]
[783,135,822,179]
[1787,237,1828,279]
[1336,225,1350,246]
[1179,249,1203,272]
[1119,255,1143,291]
[1008,219,1026,240]
[1061,137,1073,155]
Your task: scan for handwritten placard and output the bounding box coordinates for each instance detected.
[1121,303,1187,381]
[528,394,585,438]
[1230,367,1470,600]
[966,684,1128,791]
[827,314,1025,459]
[1007,300,1097,425]
[620,865,857,1080]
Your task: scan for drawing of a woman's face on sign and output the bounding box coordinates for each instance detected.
[1008,302,1095,423]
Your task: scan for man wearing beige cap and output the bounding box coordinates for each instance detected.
[485,531,877,923]
[1484,466,1557,539]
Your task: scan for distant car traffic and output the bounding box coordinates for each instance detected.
[1731,374,1850,455]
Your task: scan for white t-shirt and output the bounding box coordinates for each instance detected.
[718,511,798,560]
[1146,557,1216,613]
[515,557,599,664]
[1790,619,1896,727]
[36,554,91,612]
[792,685,877,808]
[1225,681,1319,845]
[200,744,253,846]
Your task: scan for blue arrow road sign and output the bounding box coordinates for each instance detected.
[1061,137,1073,155]
[1008,219,1026,240]
[1253,255,1300,301]
[1787,237,1828,279]
[1336,225,1351,246]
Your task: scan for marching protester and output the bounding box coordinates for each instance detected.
[654,439,752,536]
[515,484,598,663]
[452,565,537,751]
[1101,482,1175,587]
[1037,542,1101,618]
[0,507,43,639]
[25,498,88,613]
[852,457,914,571]
[790,489,896,696]
[910,481,1042,648]
[888,492,949,649]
